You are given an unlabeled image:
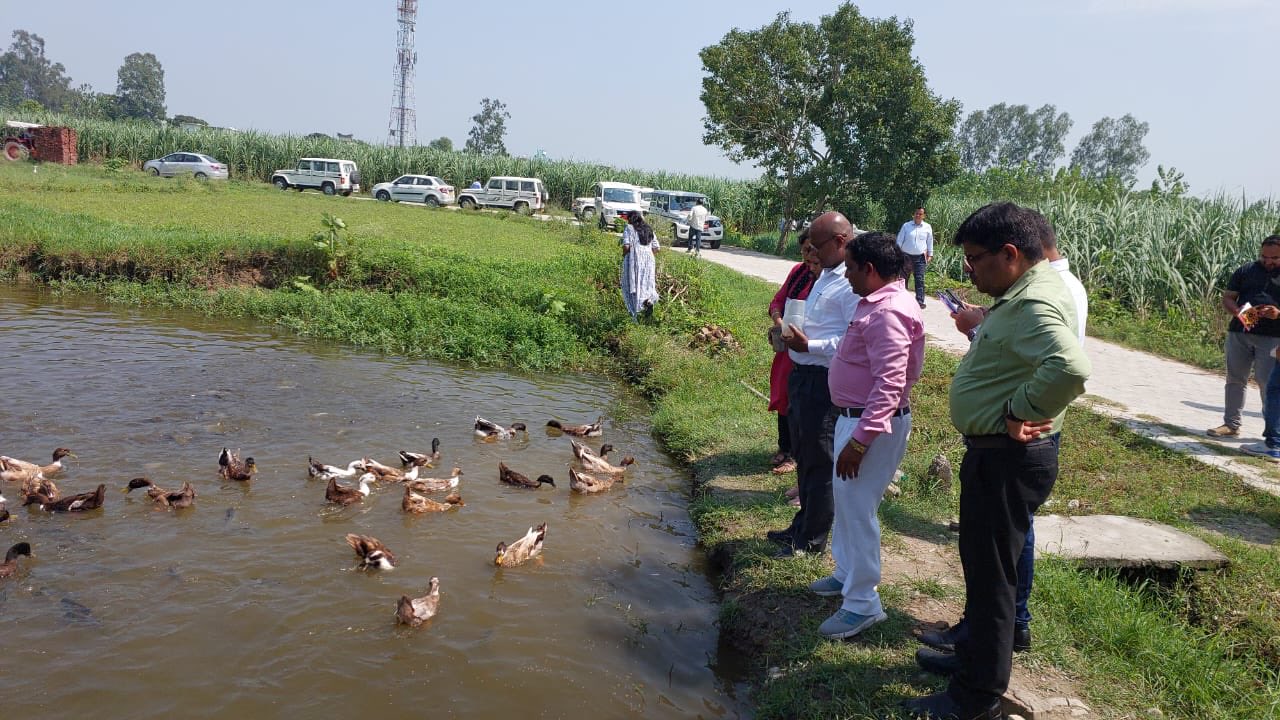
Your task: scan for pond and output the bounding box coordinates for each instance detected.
[0,284,747,719]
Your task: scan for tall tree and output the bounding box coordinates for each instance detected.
[464,98,509,155]
[0,30,73,110]
[1070,114,1151,185]
[700,3,959,252]
[115,52,166,122]
[427,136,453,152]
[955,102,1072,174]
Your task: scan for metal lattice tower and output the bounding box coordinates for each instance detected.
[387,0,417,147]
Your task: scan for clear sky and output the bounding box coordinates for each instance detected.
[5,0,1276,199]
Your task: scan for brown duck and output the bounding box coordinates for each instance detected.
[405,466,463,494]
[402,487,464,514]
[495,523,547,567]
[498,462,555,489]
[568,466,621,494]
[345,533,396,570]
[546,416,603,437]
[474,416,528,441]
[25,483,106,512]
[398,438,442,467]
[218,448,256,481]
[125,478,197,508]
[578,451,635,476]
[0,542,32,578]
[396,577,441,626]
[326,473,374,506]
[0,447,75,483]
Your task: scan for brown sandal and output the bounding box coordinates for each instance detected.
[772,460,797,475]
[769,452,790,466]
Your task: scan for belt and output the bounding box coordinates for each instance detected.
[839,406,910,418]
[791,364,829,374]
[963,434,1054,449]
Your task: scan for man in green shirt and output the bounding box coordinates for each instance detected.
[902,202,1090,720]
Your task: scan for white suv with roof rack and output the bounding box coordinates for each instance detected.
[457,176,547,214]
[271,158,361,196]
[647,189,724,248]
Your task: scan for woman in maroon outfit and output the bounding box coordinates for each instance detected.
[767,234,820,481]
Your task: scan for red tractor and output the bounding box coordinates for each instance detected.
[3,120,41,161]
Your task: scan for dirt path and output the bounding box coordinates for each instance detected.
[699,245,1280,498]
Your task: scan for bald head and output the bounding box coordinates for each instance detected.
[809,211,853,268]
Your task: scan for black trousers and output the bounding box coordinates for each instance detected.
[783,364,836,552]
[948,438,1057,710]
[777,412,792,455]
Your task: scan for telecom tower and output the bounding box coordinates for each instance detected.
[387,0,417,147]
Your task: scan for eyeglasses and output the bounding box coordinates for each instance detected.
[962,249,999,269]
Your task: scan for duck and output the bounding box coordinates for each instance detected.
[396,577,441,626]
[125,478,197,508]
[498,462,555,490]
[495,523,547,567]
[402,487,464,514]
[21,473,59,502]
[345,533,396,570]
[0,542,32,579]
[362,456,428,483]
[569,439,615,463]
[325,473,374,506]
[398,438,442,467]
[546,416,604,437]
[568,466,621,494]
[24,483,106,512]
[474,416,528,441]
[0,447,75,483]
[0,492,8,523]
[218,448,257,481]
[579,451,636,476]
[308,457,366,482]
[405,466,463,494]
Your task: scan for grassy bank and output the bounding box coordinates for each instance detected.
[3,163,1279,719]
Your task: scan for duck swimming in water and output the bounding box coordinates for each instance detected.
[0,448,75,484]
[568,466,622,494]
[398,438,442,467]
[494,523,547,567]
[474,416,528,441]
[25,483,106,512]
[325,473,374,506]
[308,457,365,482]
[404,466,463,494]
[126,478,197,509]
[218,448,256,481]
[345,533,396,570]
[498,462,555,489]
[578,450,635,476]
[546,416,604,437]
[0,542,32,578]
[402,487,464,514]
[396,577,441,626]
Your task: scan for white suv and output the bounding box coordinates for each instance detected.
[271,158,361,196]
[593,181,647,229]
[648,190,724,248]
[457,176,547,214]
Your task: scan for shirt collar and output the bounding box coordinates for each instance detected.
[992,260,1052,307]
[862,278,905,304]
[820,261,847,277]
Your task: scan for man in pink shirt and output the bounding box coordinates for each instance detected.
[810,230,925,639]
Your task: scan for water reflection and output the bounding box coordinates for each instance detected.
[0,284,747,719]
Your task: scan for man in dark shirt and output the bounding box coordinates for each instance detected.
[1208,236,1280,439]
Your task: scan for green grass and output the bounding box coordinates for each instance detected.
[3,161,1279,719]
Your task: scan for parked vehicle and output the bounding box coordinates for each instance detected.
[2,120,39,161]
[592,181,646,229]
[142,152,229,180]
[457,176,547,214]
[647,189,724,248]
[371,174,455,206]
[270,158,361,196]
[572,196,596,220]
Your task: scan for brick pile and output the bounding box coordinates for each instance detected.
[30,126,78,164]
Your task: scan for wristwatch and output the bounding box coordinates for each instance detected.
[1004,399,1022,423]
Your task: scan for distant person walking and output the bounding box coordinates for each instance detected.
[810,231,923,640]
[469,179,482,189]
[687,198,710,257]
[1207,235,1280,439]
[620,212,660,319]
[901,201,1090,720]
[767,231,820,477]
[767,212,860,558]
[896,207,934,309]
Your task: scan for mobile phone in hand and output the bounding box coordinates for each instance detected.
[937,290,961,313]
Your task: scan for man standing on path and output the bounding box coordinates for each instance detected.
[902,202,1090,720]
[809,231,923,640]
[897,207,934,309]
[766,212,861,558]
[1208,235,1280,439]
[687,198,709,257]
[920,211,1089,673]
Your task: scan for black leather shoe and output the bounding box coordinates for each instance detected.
[1013,624,1031,652]
[765,529,794,546]
[918,619,968,653]
[915,647,960,676]
[901,691,1003,719]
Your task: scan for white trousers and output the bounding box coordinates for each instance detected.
[830,412,911,615]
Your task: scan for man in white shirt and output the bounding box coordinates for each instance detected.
[766,212,861,557]
[896,207,934,309]
[687,198,710,257]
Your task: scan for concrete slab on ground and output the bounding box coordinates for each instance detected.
[1035,515,1229,570]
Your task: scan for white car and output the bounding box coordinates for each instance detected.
[648,189,724,248]
[143,152,228,180]
[371,174,455,206]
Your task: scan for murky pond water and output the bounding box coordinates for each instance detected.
[0,284,747,719]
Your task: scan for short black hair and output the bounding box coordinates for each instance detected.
[1262,235,1280,249]
[952,202,1046,262]
[845,231,906,279]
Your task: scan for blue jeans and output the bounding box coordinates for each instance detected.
[906,253,926,304]
[688,227,702,253]
[1264,362,1280,448]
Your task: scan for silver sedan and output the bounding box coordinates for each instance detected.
[142,152,229,180]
